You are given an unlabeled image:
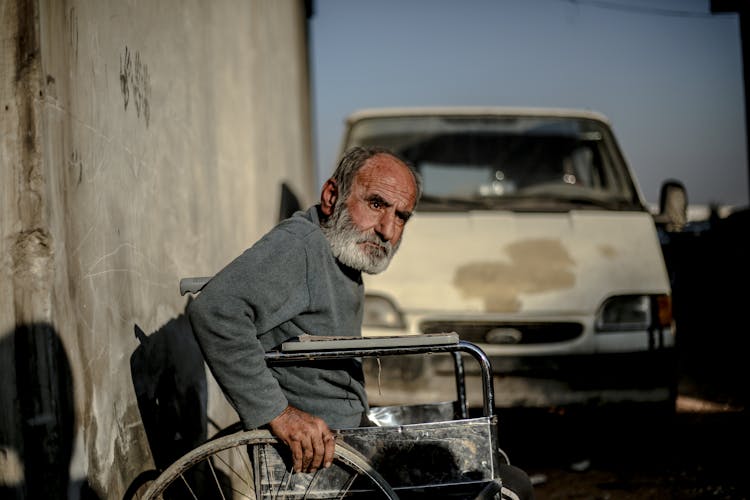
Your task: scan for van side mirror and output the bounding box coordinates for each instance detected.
[655,179,687,232]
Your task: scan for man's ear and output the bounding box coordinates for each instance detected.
[320,179,338,216]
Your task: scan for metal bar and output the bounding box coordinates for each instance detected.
[456,341,495,417]
[265,339,495,417]
[452,351,468,419]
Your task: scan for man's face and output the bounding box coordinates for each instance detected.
[323,155,417,274]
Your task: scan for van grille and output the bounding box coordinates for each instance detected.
[420,321,583,345]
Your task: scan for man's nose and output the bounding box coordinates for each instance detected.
[375,211,397,242]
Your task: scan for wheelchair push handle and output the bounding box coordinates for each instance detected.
[179,276,211,296]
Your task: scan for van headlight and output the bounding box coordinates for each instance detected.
[595,294,672,332]
[363,294,406,329]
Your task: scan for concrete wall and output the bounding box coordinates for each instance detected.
[0,0,316,497]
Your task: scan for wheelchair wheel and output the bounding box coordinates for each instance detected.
[142,429,398,499]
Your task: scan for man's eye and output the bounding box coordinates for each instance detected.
[370,200,383,209]
[396,213,410,225]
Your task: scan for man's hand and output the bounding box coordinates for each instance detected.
[268,405,336,473]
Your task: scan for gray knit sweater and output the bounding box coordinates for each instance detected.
[187,206,368,429]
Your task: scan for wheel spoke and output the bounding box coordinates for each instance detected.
[142,430,398,499]
[213,447,251,488]
[178,472,198,499]
[336,472,359,499]
[206,458,227,500]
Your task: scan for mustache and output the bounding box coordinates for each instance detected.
[357,233,392,256]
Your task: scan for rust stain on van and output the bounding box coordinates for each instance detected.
[453,239,575,312]
[598,244,617,258]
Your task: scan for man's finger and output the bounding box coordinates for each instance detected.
[289,440,303,473]
[300,435,314,472]
[323,433,336,468]
[309,432,328,472]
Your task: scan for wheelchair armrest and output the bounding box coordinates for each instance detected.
[179,276,212,296]
[280,332,459,352]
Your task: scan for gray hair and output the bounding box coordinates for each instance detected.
[330,146,423,207]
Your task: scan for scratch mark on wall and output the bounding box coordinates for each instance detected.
[85,243,139,272]
[70,225,95,258]
[68,150,83,185]
[82,243,172,293]
[453,238,576,313]
[119,46,151,127]
[43,98,148,180]
[132,51,151,126]
[68,7,78,63]
[83,269,141,280]
[119,47,130,110]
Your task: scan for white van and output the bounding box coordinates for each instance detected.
[340,107,679,412]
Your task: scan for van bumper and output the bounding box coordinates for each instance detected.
[364,349,677,409]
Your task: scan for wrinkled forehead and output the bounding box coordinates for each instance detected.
[353,155,418,208]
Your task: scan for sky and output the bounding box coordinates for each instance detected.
[309,0,749,209]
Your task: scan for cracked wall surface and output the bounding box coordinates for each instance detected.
[1,1,315,498]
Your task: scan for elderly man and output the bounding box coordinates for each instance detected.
[187,146,421,473]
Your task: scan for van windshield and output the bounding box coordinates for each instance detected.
[345,114,644,212]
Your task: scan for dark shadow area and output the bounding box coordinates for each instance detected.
[0,322,78,499]
[660,206,749,409]
[278,181,302,222]
[129,298,211,495]
[367,442,502,499]
[498,404,749,499]
[371,442,468,485]
[120,469,161,500]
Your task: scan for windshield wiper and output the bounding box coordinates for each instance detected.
[418,193,640,212]
[519,194,639,210]
[417,194,490,210]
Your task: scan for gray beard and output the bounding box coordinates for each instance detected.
[321,204,399,275]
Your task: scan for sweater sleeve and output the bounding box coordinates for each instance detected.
[187,230,311,430]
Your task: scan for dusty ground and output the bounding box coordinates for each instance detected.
[498,380,748,500]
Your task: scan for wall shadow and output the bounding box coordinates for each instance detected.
[130,299,208,470]
[0,322,78,499]
[129,299,209,485]
[278,181,302,222]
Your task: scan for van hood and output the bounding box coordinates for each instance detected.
[364,211,670,315]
